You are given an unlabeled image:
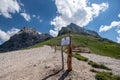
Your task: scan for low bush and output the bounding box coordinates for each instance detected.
[72,53,88,62]
[95,72,120,80]
[90,69,99,73]
[88,61,111,70]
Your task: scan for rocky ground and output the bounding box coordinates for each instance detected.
[0,45,119,80]
[80,53,120,76]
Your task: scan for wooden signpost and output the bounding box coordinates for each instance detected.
[67,35,72,71]
[61,33,72,71]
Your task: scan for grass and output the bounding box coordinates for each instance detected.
[88,61,111,70]
[90,69,100,73]
[95,72,120,80]
[72,53,88,62]
[72,52,111,70]
[27,34,120,59]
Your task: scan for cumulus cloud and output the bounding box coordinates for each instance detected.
[50,0,109,37]
[99,21,120,32]
[116,30,120,43]
[38,32,41,34]
[0,0,21,18]
[20,13,31,21]
[117,37,120,43]
[0,0,32,21]
[99,13,120,43]
[49,30,58,37]
[118,13,120,18]
[0,29,10,42]
[0,28,20,43]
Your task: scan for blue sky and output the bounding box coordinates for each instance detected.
[0,0,120,44]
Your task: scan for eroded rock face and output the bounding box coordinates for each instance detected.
[0,27,53,52]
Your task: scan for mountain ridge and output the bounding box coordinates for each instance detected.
[58,23,100,38]
[0,27,53,52]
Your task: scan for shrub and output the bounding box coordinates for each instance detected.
[100,64,111,70]
[88,61,111,70]
[95,72,120,80]
[90,69,99,73]
[72,53,88,62]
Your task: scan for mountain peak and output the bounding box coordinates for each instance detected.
[18,27,38,35]
[0,27,53,52]
[58,23,100,38]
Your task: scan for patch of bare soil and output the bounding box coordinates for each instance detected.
[0,45,95,80]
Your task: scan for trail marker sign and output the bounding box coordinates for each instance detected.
[61,36,70,46]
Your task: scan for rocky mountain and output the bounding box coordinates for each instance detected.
[58,23,100,38]
[0,27,53,52]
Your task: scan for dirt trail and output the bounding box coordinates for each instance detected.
[0,45,95,80]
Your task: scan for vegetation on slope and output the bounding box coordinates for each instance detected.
[28,34,120,59]
[72,52,111,70]
[72,53,88,62]
[88,61,111,70]
[95,72,120,80]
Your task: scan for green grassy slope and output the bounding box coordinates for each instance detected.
[28,34,120,59]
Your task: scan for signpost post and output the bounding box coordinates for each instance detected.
[61,46,64,69]
[67,34,72,71]
[61,33,72,71]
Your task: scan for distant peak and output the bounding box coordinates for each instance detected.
[68,23,82,28]
[58,23,100,38]
[18,27,38,35]
[69,23,77,26]
[21,27,36,32]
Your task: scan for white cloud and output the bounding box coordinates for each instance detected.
[0,29,10,42]
[0,0,32,21]
[38,32,41,34]
[50,0,109,37]
[91,3,108,17]
[49,30,58,37]
[20,13,31,21]
[32,15,43,23]
[37,16,43,23]
[117,30,120,34]
[117,37,120,43]
[99,21,120,32]
[0,28,20,43]
[99,20,120,43]
[32,14,36,18]
[118,13,120,18]
[0,0,21,18]
[7,28,20,36]
[116,30,120,43]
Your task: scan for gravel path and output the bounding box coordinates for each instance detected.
[80,53,120,76]
[0,45,95,80]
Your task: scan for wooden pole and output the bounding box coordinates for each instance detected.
[67,34,72,71]
[61,46,64,69]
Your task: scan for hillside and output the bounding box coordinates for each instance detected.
[28,23,120,59]
[28,34,120,59]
